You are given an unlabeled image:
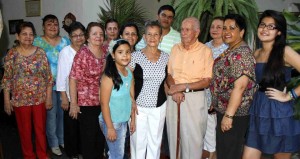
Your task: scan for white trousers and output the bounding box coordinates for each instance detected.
[203,113,217,152]
[166,91,207,159]
[130,102,166,159]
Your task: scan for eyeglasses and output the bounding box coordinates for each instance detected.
[258,23,277,30]
[124,32,137,37]
[223,25,238,31]
[71,34,85,39]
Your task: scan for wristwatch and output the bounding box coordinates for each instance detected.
[185,83,190,93]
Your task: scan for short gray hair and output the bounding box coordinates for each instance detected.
[183,17,200,31]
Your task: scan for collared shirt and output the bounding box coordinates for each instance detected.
[1,47,53,107]
[205,40,228,107]
[135,27,181,54]
[69,46,107,106]
[56,45,77,101]
[33,36,70,90]
[168,41,214,84]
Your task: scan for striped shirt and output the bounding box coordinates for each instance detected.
[135,27,181,54]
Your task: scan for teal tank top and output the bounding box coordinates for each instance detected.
[100,67,132,123]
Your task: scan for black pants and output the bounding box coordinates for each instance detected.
[78,106,105,159]
[216,112,249,159]
[63,109,80,157]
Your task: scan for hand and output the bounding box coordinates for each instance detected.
[107,128,117,142]
[4,100,13,115]
[221,115,233,132]
[130,120,136,135]
[265,87,290,102]
[132,101,139,115]
[172,92,185,104]
[69,102,80,119]
[45,97,53,110]
[61,97,69,111]
[168,84,182,95]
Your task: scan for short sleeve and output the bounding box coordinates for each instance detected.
[135,38,146,51]
[39,48,53,86]
[129,51,138,70]
[70,48,86,80]
[168,45,176,75]
[1,49,15,90]
[202,47,214,78]
[230,46,255,83]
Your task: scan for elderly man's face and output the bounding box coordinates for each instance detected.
[180,20,199,46]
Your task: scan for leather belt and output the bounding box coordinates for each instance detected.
[185,89,204,93]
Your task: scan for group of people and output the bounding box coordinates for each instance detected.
[1,3,300,159]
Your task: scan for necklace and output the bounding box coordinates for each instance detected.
[219,40,243,57]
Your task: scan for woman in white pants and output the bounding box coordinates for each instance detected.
[129,21,169,159]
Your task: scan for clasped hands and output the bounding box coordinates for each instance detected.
[168,84,185,104]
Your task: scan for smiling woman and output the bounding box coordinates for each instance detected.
[210,14,256,159]
[2,21,53,159]
[33,14,70,156]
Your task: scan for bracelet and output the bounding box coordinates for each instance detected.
[291,89,298,99]
[224,113,234,119]
[288,91,294,100]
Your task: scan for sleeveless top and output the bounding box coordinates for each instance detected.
[100,67,133,123]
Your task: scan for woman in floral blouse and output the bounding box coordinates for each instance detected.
[69,22,107,159]
[2,21,52,159]
[210,14,256,159]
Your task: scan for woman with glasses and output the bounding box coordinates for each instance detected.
[243,10,300,159]
[56,21,86,159]
[209,14,256,159]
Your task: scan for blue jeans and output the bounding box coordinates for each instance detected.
[46,90,64,147]
[99,117,127,159]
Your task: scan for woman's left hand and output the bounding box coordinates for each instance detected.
[45,97,53,110]
[130,120,136,135]
[221,115,233,132]
[265,87,290,102]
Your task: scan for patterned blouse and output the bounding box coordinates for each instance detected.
[129,50,169,108]
[69,46,107,106]
[210,44,256,116]
[205,40,228,108]
[1,47,53,107]
[33,36,70,90]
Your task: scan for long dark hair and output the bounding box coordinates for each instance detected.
[104,39,130,90]
[259,10,287,90]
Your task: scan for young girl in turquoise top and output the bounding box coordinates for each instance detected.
[99,39,136,159]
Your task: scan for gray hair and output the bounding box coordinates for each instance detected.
[183,17,200,31]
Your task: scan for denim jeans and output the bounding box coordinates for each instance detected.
[99,117,127,159]
[46,90,64,147]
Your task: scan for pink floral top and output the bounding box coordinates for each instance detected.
[69,46,106,106]
[1,47,53,107]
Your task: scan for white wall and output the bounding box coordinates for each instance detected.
[0,0,105,55]
[0,0,299,58]
[255,0,299,12]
